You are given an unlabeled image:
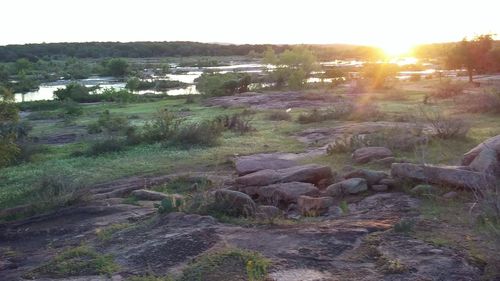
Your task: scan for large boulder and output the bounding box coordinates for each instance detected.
[391,163,496,190]
[235,153,298,176]
[257,182,319,207]
[131,189,169,201]
[352,147,393,164]
[214,189,257,217]
[469,148,500,176]
[343,168,389,186]
[326,178,368,196]
[236,164,333,187]
[462,135,500,166]
[297,196,334,216]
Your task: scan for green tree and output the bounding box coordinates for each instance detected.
[125,77,141,92]
[0,86,20,167]
[105,58,129,77]
[264,46,318,90]
[361,63,399,89]
[446,34,494,83]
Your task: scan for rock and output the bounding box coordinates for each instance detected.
[379,178,396,188]
[462,135,500,166]
[372,184,388,192]
[326,178,368,196]
[411,184,436,195]
[343,168,389,186]
[391,163,496,190]
[469,148,500,176]
[130,189,169,201]
[257,182,319,207]
[235,169,280,186]
[297,196,334,216]
[214,189,257,217]
[373,157,410,167]
[352,147,393,164]
[256,205,283,220]
[236,164,333,187]
[442,191,458,199]
[235,153,298,176]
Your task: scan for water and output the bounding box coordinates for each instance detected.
[14,59,436,102]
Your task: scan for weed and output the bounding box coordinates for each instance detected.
[179,248,270,281]
[25,245,119,278]
[393,218,415,234]
[96,223,130,242]
[267,111,292,121]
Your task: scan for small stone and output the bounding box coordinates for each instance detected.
[410,184,436,195]
[372,184,388,192]
[326,178,368,196]
[442,191,458,199]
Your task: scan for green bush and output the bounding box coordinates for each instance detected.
[266,111,292,121]
[173,120,224,147]
[196,73,251,96]
[99,88,136,103]
[179,248,270,281]
[87,139,127,156]
[214,113,255,134]
[87,110,130,134]
[141,109,180,143]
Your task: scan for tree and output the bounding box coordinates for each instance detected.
[0,86,20,167]
[264,46,318,89]
[105,58,129,77]
[446,34,494,83]
[361,63,399,89]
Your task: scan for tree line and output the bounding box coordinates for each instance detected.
[0,41,383,62]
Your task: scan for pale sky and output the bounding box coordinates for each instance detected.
[2,0,499,53]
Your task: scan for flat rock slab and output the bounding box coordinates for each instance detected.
[234,153,299,176]
[296,121,434,147]
[236,164,333,187]
[203,91,346,109]
[391,163,497,189]
[462,134,500,165]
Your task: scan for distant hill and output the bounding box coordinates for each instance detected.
[0,41,383,62]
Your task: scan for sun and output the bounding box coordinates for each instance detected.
[379,41,414,58]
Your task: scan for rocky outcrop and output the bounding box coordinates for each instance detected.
[131,189,169,201]
[257,182,319,207]
[214,189,257,217]
[326,178,368,196]
[343,168,389,187]
[469,148,500,176]
[235,164,333,187]
[352,147,393,164]
[462,135,500,166]
[234,153,298,176]
[297,196,334,216]
[391,163,496,190]
[256,205,283,221]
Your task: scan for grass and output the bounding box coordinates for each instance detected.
[178,248,270,281]
[24,245,119,279]
[96,223,131,242]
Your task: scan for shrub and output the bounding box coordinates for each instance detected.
[54,83,94,102]
[458,91,500,114]
[266,111,292,121]
[62,100,83,116]
[173,120,224,147]
[141,109,180,143]
[179,248,269,281]
[156,197,184,214]
[196,73,251,96]
[432,80,466,99]
[215,113,255,134]
[99,88,136,103]
[87,110,130,134]
[409,74,421,82]
[87,139,126,156]
[420,108,470,139]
